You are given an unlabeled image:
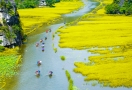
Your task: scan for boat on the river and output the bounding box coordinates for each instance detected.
[45,37,47,40]
[42,47,44,51]
[42,44,44,48]
[48,71,53,76]
[40,39,43,43]
[37,61,42,66]
[36,43,39,47]
[35,70,40,76]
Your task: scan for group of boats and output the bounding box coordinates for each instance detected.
[35,61,53,77]
[36,39,46,51]
[35,29,53,77]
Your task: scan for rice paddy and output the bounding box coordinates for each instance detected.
[18,0,84,34]
[57,0,132,88]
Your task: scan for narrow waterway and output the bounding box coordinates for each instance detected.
[3,0,132,90]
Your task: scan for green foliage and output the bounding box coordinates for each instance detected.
[0,46,5,52]
[8,9,15,16]
[113,0,120,4]
[53,48,57,53]
[105,0,132,15]
[0,40,2,44]
[45,0,56,7]
[0,0,6,7]
[22,34,27,41]
[105,3,120,14]
[52,34,55,39]
[122,2,132,15]
[0,55,18,77]
[65,70,71,80]
[6,1,13,10]
[15,0,39,9]
[65,70,74,90]
[12,24,21,34]
[1,26,16,44]
[60,56,65,61]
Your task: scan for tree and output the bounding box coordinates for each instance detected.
[0,40,2,44]
[12,24,21,34]
[45,0,56,7]
[105,3,120,14]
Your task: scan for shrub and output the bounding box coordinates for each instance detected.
[60,56,65,61]
[0,46,5,52]
[0,40,2,44]
[105,3,120,14]
[54,48,57,53]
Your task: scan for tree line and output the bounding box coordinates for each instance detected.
[105,0,132,15]
[15,0,60,9]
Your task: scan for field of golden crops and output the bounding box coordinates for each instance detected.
[58,0,132,88]
[18,0,83,34]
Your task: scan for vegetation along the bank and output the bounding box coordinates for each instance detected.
[15,0,60,9]
[0,0,24,82]
[105,0,132,15]
[65,70,74,90]
[58,0,132,88]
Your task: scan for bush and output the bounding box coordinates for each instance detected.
[0,46,5,52]
[0,40,2,44]
[105,3,120,14]
[60,56,65,61]
[54,48,57,53]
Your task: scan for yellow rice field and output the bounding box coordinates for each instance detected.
[18,0,83,34]
[58,0,132,88]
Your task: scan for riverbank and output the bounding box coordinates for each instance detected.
[57,0,132,88]
[0,47,21,89]
[18,0,84,35]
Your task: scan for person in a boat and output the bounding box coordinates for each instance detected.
[38,70,40,74]
[42,43,45,47]
[37,61,42,65]
[45,37,47,40]
[49,29,51,32]
[40,39,43,42]
[42,48,44,51]
[36,43,39,47]
[35,70,40,75]
[49,71,53,75]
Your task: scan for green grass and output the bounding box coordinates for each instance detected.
[0,55,19,78]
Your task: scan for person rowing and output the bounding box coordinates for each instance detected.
[40,39,43,43]
[35,70,40,76]
[37,61,42,66]
[45,37,47,40]
[49,71,53,76]
[42,47,44,51]
[36,43,39,47]
[49,29,51,32]
[42,43,45,48]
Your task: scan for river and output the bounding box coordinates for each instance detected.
[3,0,132,90]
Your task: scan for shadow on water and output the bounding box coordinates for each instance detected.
[3,0,132,90]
